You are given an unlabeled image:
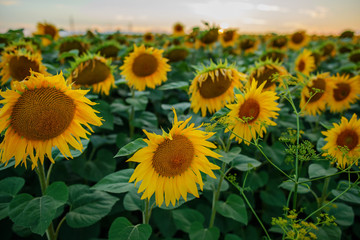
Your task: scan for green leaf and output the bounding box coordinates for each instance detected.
[0,177,25,196]
[0,158,15,171]
[45,181,69,208]
[91,169,134,194]
[218,147,241,164]
[225,234,243,240]
[123,187,143,212]
[328,202,354,226]
[216,194,248,224]
[279,178,312,194]
[93,100,114,130]
[260,188,286,207]
[204,174,229,192]
[9,194,34,225]
[172,208,205,233]
[115,138,147,157]
[189,222,220,240]
[157,81,189,90]
[108,217,152,240]
[59,49,79,60]
[331,181,360,204]
[133,111,158,129]
[125,95,148,111]
[71,149,116,182]
[52,139,89,160]
[161,102,191,113]
[232,154,261,171]
[308,163,337,179]
[66,184,118,228]
[315,225,341,240]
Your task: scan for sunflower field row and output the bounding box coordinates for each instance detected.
[0,22,359,240]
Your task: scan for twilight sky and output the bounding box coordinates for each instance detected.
[0,0,359,35]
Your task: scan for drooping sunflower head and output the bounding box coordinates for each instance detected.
[239,36,259,54]
[294,49,316,77]
[67,52,116,95]
[310,49,322,67]
[58,36,90,57]
[0,71,103,169]
[338,43,354,54]
[339,30,355,39]
[189,60,246,117]
[120,44,171,91]
[319,41,336,60]
[164,46,189,63]
[300,72,334,116]
[143,32,155,43]
[173,22,185,36]
[128,108,221,206]
[197,25,219,48]
[225,81,280,145]
[248,59,288,91]
[322,114,360,168]
[288,31,308,50]
[327,74,360,113]
[92,40,122,59]
[0,49,47,85]
[220,29,237,48]
[268,35,288,50]
[3,39,39,55]
[33,22,59,47]
[260,49,287,62]
[349,49,360,64]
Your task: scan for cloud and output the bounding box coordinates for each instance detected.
[299,6,328,19]
[0,0,18,6]
[256,4,283,12]
[242,18,266,25]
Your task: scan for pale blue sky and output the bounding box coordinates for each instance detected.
[0,0,359,35]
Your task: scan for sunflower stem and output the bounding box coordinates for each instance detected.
[209,161,226,228]
[318,173,331,208]
[35,165,57,240]
[143,198,152,224]
[129,88,135,139]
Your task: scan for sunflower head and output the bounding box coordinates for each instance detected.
[3,39,39,54]
[164,46,189,63]
[33,22,59,47]
[120,44,171,91]
[58,36,90,57]
[67,52,116,95]
[322,114,360,168]
[294,49,316,77]
[189,60,246,117]
[339,30,354,39]
[338,43,354,54]
[225,81,280,145]
[310,49,322,67]
[197,24,219,48]
[239,36,259,54]
[260,49,287,62]
[319,41,336,59]
[268,35,288,50]
[0,49,47,85]
[220,29,237,48]
[143,32,155,43]
[300,72,334,116]
[127,108,220,206]
[173,22,185,36]
[92,40,122,59]
[0,71,103,169]
[327,74,360,113]
[349,49,360,64]
[248,59,288,91]
[288,31,308,50]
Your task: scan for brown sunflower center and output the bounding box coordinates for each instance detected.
[152,135,194,177]
[272,37,287,48]
[305,78,326,103]
[11,88,75,140]
[9,56,40,81]
[322,44,335,56]
[144,34,153,41]
[350,52,360,63]
[223,31,235,42]
[336,129,359,151]
[72,59,111,85]
[201,29,219,44]
[198,70,232,99]
[238,98,260,123]
[132,53,158,77]
[44,25,57,38]
[251,66,279,89]
[59,40,88,55]
[291,32,304,44]
[240,39,255,50]
[298,60,306,72]
[175,24,183,32]
[99,45,120,58]
[166,49,188,63]
[333,83,350,101]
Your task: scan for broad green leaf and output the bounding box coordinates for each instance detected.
[232,154,261,171]
[315,225,341,240]
[0,158,15,171]
[260,189,286,207]
[58,49,79,60]
[216,194,248,224]
[115,138,147,157]
[125,95,148,111]
[0,177,25,220]
[9,194,34,225]
[66,184,118,228]
[172,208,205,233]
[218,147,241,164]
[161,102,191,113]
[225,234,243,240]
[93,100,114,130]
[133,111,158,129]
[308,163,337,179]
[45,181,69,208]
[91,169,134,194]
[316,137,327,152]
[123,187,143,212]
[157,81,189,90]
[151,208,177,238]
[204,174,229,192]
[331,181,360,204]
[189,222,220,240]
[328,202,354,226]
[279,178,312,194]
[108,217,152,240]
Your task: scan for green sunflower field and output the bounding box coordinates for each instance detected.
[0,22,360,240]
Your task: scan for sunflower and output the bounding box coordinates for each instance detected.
[225,81,280,145]
[58,36,90,57]
[164,46,189,63]
[0,49,47,85]
[268,35,288,50]
[128,108,220,206]
[0,71,103,169]
[67,53,116,95]
[92,40,122,59]
[3,39,39,54]
[349,49,360,64]
[143,32,155,43]
[288,31,308,50]
[239,36,259,54]
[120,44,171,91]
[319,41,336,60]
[189,60,246,117]
[260,49,287,62]
[220,29,237,48]
[322,114,360,168]
[248,60,288,91]
[33,22,59,47]
[327,74,360,113]
[196,27,219,49]
[294,49,316,79]
[173,22,185,36]
[300,73,334,116]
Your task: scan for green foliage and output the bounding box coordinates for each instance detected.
[108,217,152,240]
